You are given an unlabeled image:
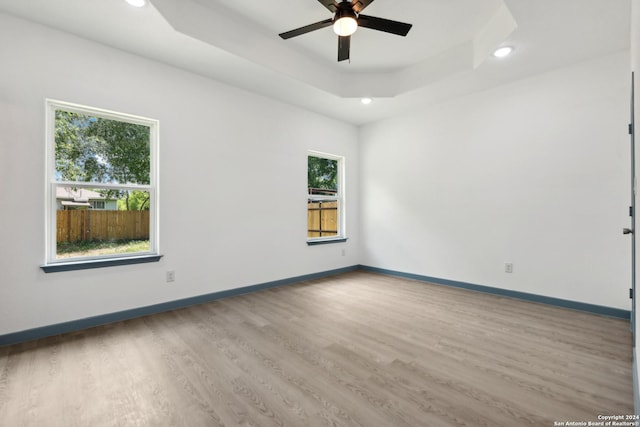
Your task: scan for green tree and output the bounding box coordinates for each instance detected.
[86,117,150,185]
[55,111,150,184]
[308,156,338,192]
[55,111,151,210]
[117,190,150,211]
[55,111,103,182]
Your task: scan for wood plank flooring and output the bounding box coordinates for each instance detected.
[0,271,633,426]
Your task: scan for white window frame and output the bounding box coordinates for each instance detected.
[91,200,105,210]
[307,151,346,244]
[44,99,160,266]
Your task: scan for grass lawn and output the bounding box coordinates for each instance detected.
[57,240,150,259]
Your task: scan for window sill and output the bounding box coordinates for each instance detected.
[41,254,163,273]
[307,237,348,246]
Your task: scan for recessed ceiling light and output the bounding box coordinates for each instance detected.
[493,46,513,58]
[361,98,372,105]
[125,0,146,7]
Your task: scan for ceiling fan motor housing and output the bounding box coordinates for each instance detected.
[333,2,359,23]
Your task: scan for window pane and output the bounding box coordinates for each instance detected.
[308,156,338,195]
[56,186,151,259]
[307,199,339,238]
[55,110,150,185]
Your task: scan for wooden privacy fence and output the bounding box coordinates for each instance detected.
[57,210,149,243]
[307,201,338,238]
[59,205,330,242]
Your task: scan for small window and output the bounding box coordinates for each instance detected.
[45,100,158,264]
[307,152,345,242]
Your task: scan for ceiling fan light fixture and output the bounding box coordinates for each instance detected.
[333,10,358,36]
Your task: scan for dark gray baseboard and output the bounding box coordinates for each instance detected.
[358,265,631,319]
[0,265,358,347]
[1,264,630,347]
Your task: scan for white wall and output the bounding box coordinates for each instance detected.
[0,8,633,337]
[360,51,631,309]
[0,13,359,335]
[631,0,640,376]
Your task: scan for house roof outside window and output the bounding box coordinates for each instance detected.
[56,187,105,201]
[56,187,106,208]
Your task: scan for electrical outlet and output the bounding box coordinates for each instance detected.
[166,270,175,282]
[505,263,513,273]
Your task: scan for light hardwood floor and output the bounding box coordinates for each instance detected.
[0,271,633,426]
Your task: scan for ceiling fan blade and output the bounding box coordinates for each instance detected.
[351,0,375,13]
[338,35,350,62]
[317,0,338,13]
[357,14,412,36]
[279,18,333,39]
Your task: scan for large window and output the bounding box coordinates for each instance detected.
[44,100,159,267]
[307,152,345,243]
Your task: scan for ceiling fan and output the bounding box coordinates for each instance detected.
[278,0,413,62]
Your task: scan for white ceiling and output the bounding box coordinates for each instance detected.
[202,0,506,71]
[0,0,631,124]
